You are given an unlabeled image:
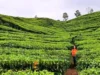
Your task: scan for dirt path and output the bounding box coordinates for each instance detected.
[63,35,79,75]
[64,68,78,75]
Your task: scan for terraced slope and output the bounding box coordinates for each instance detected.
[63,12,100,75]
[0,12,100,75]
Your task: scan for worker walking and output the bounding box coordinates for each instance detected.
[71,45,78,66]
[64,45,78,75]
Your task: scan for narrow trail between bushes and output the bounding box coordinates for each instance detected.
[64,67,78,75]
[64,36,79,75]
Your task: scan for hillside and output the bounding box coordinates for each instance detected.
[0,12,100,75]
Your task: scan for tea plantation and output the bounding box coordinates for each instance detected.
[0,12,100,75]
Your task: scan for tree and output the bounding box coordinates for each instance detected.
[63,12,68,21]
[74,10,81,17]
[86,7,94,14]
[35,15,38,18]
[90,8,93,13]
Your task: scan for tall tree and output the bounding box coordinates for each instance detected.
[63,12,68,21]
[74,10,81,17]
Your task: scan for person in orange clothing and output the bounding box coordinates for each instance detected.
[71,45,78,66]
[33,61,39,71]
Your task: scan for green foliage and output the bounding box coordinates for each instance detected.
[0,12,100,74]
[1,70,54,75]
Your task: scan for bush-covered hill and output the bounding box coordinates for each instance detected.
[0,12,100,75]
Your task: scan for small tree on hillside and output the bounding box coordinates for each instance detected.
[86,7,94,14]
[63,12,68,21]
[90,8,94,13]
[35,15,38,18]
[74,10,81,17]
